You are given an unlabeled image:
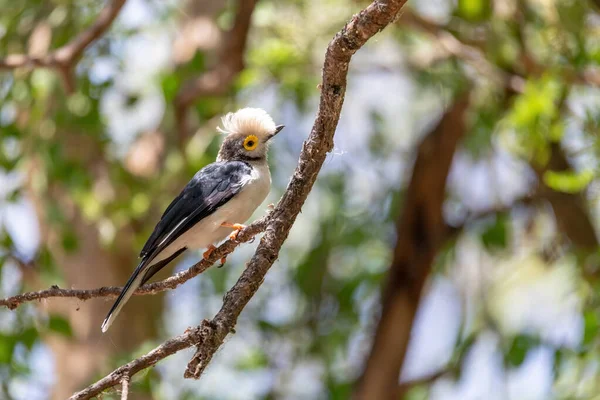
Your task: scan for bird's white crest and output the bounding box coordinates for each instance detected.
[217,108,277,138]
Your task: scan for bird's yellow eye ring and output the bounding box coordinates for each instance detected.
[243,135,259,151]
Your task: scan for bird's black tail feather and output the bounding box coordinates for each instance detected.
[101,247,187,333]
[101,259,148,333]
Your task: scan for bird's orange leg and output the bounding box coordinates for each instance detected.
[202,244,217,260]
[221,222,247,241]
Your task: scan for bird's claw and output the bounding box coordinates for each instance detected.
[223,223,246,241]
[202,244,217,260]
[219,256,227,267]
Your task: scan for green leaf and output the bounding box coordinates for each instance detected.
[161,73,180,103]
[19,327,39,349]
[583,310,599,346]
[0,334,15,364]
[456,0,491,22]
[506,335,539,367]
[38,246,64,285]
[0,232,14,249]
[556,0,586,34]
[553,348,565,375]
[329,381,353,400]
[404,386,430,400]
[480,215,508,250]
[61,229,79,253]
[295,238,329,298]
[235,348,269,370]
[543,169,593,194]
[133,366,159,394]
[48,315,73,338]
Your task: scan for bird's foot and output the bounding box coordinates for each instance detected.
[228,224,246,240]
[219,256,227,267]
[202,244,217,260]
[221,222,246,241]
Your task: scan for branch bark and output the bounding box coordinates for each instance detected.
[534,143,599,251]
[0,214,269,309]
[120,376,130,400]
[67,1,408,398]
[174,0,258,141]
[0,0,126,92]
[354,95,470,399]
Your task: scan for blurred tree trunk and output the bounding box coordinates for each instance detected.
[355,95,469,399]
[27,158,160,400]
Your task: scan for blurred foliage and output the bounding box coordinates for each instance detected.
[0,0,600,399]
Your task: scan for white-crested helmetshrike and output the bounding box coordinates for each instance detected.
[101,108,284,332]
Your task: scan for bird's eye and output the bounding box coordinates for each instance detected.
[243,135,259,151]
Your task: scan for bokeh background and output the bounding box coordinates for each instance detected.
[1,0,600,399]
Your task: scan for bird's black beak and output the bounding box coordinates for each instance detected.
[267,125,285,141]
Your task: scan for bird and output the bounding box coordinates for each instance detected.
[101,108,284,332]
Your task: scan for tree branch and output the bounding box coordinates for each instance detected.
[69,326,205,400]
[174,0,258,141]
[402,9,600,92]
[534,143,599,251]
[354,95,470,399]
[67,1,408,398]
[0,214,269,309]
[0,0,126,92]
[398,369,447,395]
[444,192,539,240]
[120,375,130,400]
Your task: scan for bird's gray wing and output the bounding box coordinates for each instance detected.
[140,160,253,265]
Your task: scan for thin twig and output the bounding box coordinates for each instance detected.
[402,8,600,91]
[398,369,447,395]
[0,215,269,310]
[68,326,204,400]
[0,0,127,92]
[444,193,539,239]
[68,1,408,398]
[120,376,130,400]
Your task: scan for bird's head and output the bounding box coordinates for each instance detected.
[216,108,284,163]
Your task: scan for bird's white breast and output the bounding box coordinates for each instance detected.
[153,162,271,263]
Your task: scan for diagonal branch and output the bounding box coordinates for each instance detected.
[174,0,258,142]
[0,214,269,309]
[0,0,126,92]
[183,0,409,379]
[354,95,470,399]
[69,326,205,400]
[68,1,409,398]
